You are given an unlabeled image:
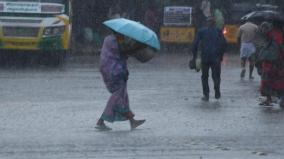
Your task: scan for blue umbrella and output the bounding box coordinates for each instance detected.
[103,18,160,50]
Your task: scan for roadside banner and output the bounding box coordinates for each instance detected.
[160,26,195,43]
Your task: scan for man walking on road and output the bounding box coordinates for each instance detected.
[237,20,258,79]
[192,16,227,101]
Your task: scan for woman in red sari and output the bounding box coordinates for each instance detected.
[259,22,284,107]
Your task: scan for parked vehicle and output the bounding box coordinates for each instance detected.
[0,0,72,65]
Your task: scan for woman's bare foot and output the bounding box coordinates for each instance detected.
[95,119,112,131]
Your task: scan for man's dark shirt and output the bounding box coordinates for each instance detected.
[192,26,227,63]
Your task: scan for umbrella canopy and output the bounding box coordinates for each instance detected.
[241,10,284,24]
[103,18,160,50]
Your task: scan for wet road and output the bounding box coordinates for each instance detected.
[0,53,284,159]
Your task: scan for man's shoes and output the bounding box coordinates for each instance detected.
[130,119,146,130]
[201,96,209,102]
[240,69,246,78]
[95,123,112,131]
[215,91,221,99]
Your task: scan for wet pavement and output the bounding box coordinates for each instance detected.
[0,53,284,159]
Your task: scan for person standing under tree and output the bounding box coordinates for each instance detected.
[192,16,227,101]
[237,20,258,80]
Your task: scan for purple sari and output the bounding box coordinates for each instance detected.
[99,35,134,122]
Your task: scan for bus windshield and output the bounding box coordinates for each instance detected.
[0,0,66,14]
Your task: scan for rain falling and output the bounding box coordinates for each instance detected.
[0,0,284,158]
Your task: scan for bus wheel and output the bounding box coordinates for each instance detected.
[40,51,66,66]
[51,51,67,66]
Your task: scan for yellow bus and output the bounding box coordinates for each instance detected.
[0,0,72,65]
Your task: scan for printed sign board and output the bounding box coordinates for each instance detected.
[163,6,192,26]
[0,2,64,14]
[2,2,41,13]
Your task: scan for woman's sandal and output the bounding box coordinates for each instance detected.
[130,119,146,130]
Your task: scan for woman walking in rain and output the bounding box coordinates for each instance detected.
[257,22,284,107]
[95,31,146,131]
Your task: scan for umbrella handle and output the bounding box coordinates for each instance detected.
[122,45,146,55]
